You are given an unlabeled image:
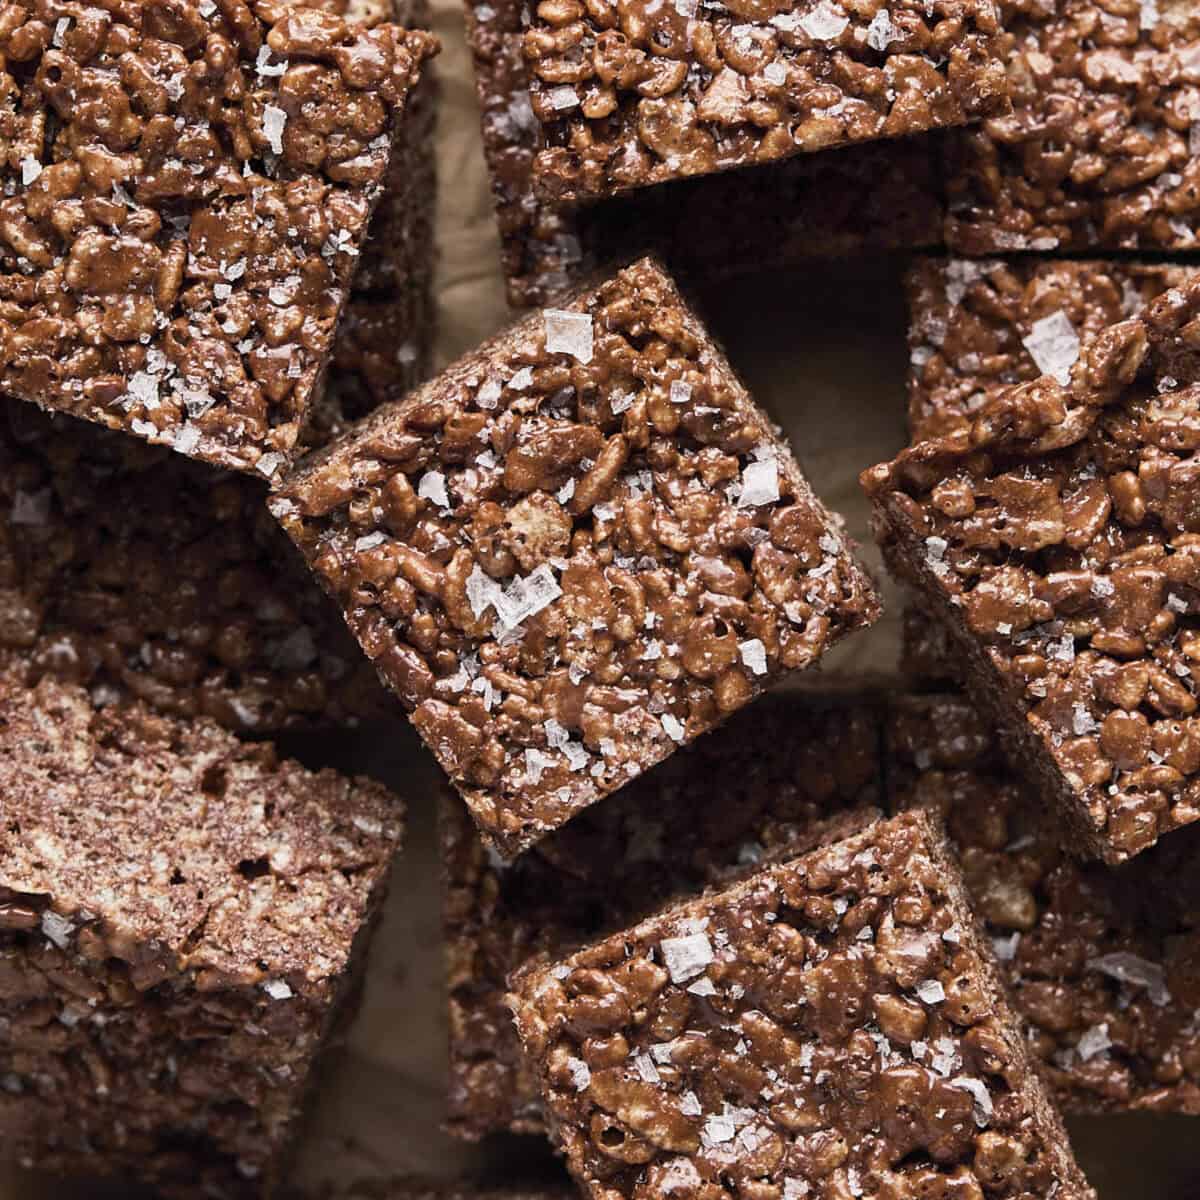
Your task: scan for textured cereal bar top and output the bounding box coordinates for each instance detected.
[464,0,942,308]
[444,694,883,1139]
[0,673,402,1197]
[944,0,1200,255]
[864,277,1200,865]
[522,0,1010,202]
[507,810,1095,1200]
[0,400,386,733]
[0,0,435,476]
[904,258,1196,442]
[889,692,1200,1116]
[272,257,880,856]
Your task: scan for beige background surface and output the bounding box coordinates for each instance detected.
[4,0,1199,1195]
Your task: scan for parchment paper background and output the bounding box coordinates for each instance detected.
[4,1,1199,1195]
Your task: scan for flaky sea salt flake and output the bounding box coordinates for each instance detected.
[544,309,594,363]
[660,931,714,982]
[799,0,849,40]
[738,638,768,676]
[263,105,288,155]
[1022,311,1080,385]
[738,458,780,508]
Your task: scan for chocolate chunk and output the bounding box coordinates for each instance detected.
[864,274,1200,864]
[272,257,880,857]
[443,693,883,1138]
[507,810,1095,1200]
[523,0,1009,202]
[0,672,403,1197]
[0,0,436,475]
[945,2,1200,254]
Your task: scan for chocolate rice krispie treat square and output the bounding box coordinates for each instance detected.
[323,1182,575,1200]
[521,0,1010,204]
[272,257,880,857]
[0,400,386,734]
[945,1,1200,255]
[904,258,1196,441]
[0,673,403,1198]
[443,694,883,1138]
[464,0,943,307]
[0,1,435,476]
[864,277,1200,865]
[507,809,1095,1200]
[318,0,439,438]
[889,692,1200,1116]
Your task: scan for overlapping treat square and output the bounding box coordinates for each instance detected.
[507,810,1094,1200]
[0,674,402,1197]
[866,277,1200,864]
[0,0,435,474]
[273,257,879,856]
[522,0,1009,202]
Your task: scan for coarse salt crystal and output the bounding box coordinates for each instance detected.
[263,980,293,1001]
[1076,1022,1112,1062]
[256,45,288,76]
[263,105,288,156]
[563,1057,590,1090]
[1088,952,1171,1006]
[355,532,386,552]
[41,911,74,949]
[660,931,714,982]
[661,1159,701,1194]
[661,713,686,742]
[544,309,594,363]
[1022,311,1080,385]
[477,378,502,409]
[633,1052,660,1083]
[799,0,849,40]
[915,979,945,1004]
[669,380,692,404]
[866,8,895,49]
[418,469,451,509]
[763,61,788,85]
[738,638,768,676]
[20,156,42,186]
[546,85,579,110]
[738,458,780,508]
[508,367,534,391]
[1140,0,1158,28]
[991,932,1020,961]
[255,452,284,480]
[687,976,717,996]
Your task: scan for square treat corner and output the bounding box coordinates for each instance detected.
[506,808,1095,1200]
[272,256,880,857]
[887,689,1200,1117]
[523,0,1010,203]
[442,692,884,1139]
[0,1,436,476]
[0,672,403,1196]
[865,273,1200,865]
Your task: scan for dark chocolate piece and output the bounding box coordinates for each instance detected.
[944,2,1200,255]
[0,400,386,733]
[889,692,1200,1117]
[463,0,943,307]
